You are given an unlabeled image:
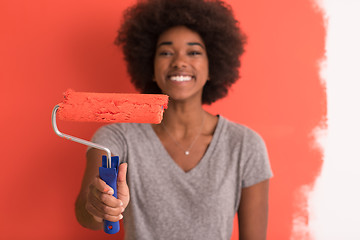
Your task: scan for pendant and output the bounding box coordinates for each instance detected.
[185,151,190,155]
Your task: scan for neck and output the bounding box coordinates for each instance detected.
[151,98,218,158]
[161,99,205,133]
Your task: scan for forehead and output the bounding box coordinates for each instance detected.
[156,26,205,47]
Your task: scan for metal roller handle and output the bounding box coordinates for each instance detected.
[52,105,112,168]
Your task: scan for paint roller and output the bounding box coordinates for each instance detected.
[51,89,168,234]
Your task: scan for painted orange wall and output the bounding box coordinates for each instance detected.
[0,0,325,239]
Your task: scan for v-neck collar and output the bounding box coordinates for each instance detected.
[146,115,224,177]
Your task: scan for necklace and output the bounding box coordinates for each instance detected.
[161,113,205,156]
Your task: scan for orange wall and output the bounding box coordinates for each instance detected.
[0,0,325,239]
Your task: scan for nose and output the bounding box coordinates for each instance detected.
[171,53,187,69]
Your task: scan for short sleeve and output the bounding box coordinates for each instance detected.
[88,124,128,162]
[241,129,273,188]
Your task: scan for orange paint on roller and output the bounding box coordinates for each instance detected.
[57,89,168,123]
[51,89,169,167]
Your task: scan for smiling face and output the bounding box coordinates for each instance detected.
[154,26,209,103]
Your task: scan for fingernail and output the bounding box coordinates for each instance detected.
[119,200,123,206]
[121,207,125,213]
[119,214,123,220]
[104,188,114,195]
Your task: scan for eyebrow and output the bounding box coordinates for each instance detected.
[157,41,205,49]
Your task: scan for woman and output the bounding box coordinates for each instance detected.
[75,0,273,239]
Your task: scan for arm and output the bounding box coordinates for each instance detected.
[238,179,270,240]
[75,148,130,230]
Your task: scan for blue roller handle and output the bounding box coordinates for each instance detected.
[99,155,120,234]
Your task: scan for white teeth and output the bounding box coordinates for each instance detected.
[170,76,192,82]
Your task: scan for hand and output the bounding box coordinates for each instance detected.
[85,163,130,222]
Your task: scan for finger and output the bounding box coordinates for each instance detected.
[118,163,128,182]
[89,185,123,209]
[86,200,123,222]
[93,216,103,223]
[92,176,114,195]
[117,163,130,203]
[87,190,124,215]
[98,192,124,209]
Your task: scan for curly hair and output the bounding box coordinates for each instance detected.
[115,0,246,104]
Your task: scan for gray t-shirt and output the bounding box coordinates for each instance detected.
[91,115,273,240]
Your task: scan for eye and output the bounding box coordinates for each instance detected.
[188,51,202,56]
[158,51,173,56]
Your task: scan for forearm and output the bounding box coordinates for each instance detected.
[238,180,270,240]
[75,192,103,230]
[238,207,268,240]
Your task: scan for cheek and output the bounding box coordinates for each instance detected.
[154,59,167,76]
[153,64,166,85]
[199,61,209,79]
[153,64,162,81]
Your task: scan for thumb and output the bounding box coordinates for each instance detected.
[118,163,128,182]
[117,163,130,206]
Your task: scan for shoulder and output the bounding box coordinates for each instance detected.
[219,116,265,146]
[218,117,273,187]
[95,122,146,136]
[92,123,151,146]
[91,123,151,157]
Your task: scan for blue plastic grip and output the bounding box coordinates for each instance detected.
[99,155,120,234]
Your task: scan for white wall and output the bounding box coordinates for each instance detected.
[309,0,360,239]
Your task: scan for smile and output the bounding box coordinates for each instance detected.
[169,75,193,82]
